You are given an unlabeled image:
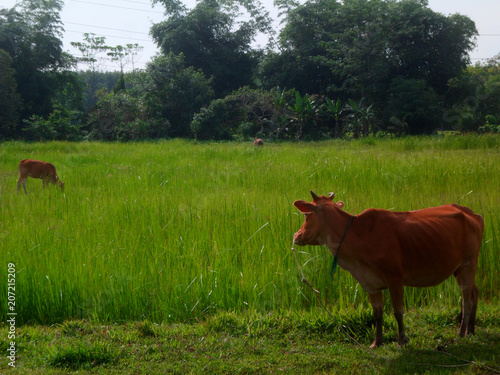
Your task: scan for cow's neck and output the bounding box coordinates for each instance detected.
[324,206,355,256]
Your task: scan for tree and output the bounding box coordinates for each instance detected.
[384,78,440,134]
[71,33,111,108]
[71,35,144,107]
[444,62,500,131]
[21,70,85,141]
[385,0,477,95]
[71,33,109,73]
[0,0,77,138]
[261,0,478,135]
[0,49,21,139]
[107,44,144,73]
[151,0,271,98]
[3,0,67,70]
[259,0,341,96]
[142,53,214,137]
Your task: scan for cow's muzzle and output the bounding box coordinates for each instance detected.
[293,232,305,246]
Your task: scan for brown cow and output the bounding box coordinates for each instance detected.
[17,159,64,195]
[253,139,264,146]
[293,191,484,348]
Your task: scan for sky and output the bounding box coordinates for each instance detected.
[2,0,499,71]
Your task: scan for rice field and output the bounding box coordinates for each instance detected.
[0,136,499,325]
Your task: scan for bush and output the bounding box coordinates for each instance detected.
[190,99,241,140]
[87,89,169,141]
[22,115,57,141]
[21,107,82,141]
[478,124,500,134]
[191,87,298,140]
[478,115,499,134]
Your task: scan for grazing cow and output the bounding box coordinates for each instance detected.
[253,138,264,146]
[17,159,64,195]
[293,191,484,348]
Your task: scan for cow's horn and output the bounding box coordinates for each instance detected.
[328,192,335,200]
[310,190,319,201]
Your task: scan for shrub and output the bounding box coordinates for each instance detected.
[191,98,242,140]
[21,107,82,141]
[191,87,297,140]
[87,89,169,141]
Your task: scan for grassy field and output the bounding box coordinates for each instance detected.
[0,136,499,373]
[1,307,500,374]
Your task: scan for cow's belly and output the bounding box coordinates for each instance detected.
[342,258,458,293]
[340,261,388,294]
[401,256,460,287]
[403,269,455,288]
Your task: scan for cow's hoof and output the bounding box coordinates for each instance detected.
[370,340,382,349]
[398,335,410,347]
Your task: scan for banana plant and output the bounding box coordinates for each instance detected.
[287,91,317,139]
[346,98,374,138]
[324,97,346,138]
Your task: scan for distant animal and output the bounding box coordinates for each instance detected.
[253,139,264,146]
[17,159,64,195]
[293,191,484,348]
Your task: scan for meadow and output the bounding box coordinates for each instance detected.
[1,135,498,328]
[1,136,500,373]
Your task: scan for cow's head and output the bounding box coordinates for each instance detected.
[293,191,344,246]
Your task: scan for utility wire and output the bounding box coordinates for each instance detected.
[70,0,154,6]
[114,0,154,6]
[65,29,151,42]
[69,0,164,14]
[65,21,150,35]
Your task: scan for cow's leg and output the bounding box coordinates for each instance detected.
[388,283,409,346]
[17,177,28,195]
[468,284,479,335]
[369,292,384,348]
[454,267,476,337]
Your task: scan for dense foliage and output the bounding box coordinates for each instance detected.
[1,0,500,141]
[150,0,264,98]
[0,0,83,140]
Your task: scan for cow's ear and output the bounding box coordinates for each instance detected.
[336,201,344,209]
[294,200,317,213]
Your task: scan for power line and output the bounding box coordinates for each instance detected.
[115,0,154,6]
[70,0,156,6]
[65,29,151,42]
[65,21,150,36]
[69,0,164,14]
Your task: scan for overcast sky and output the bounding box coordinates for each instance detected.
[2,0,499,71]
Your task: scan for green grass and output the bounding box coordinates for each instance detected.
[1,136,499,373]
[0,136,499,326]
[1,307,499,374]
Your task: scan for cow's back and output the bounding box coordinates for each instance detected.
[19,159,56,179]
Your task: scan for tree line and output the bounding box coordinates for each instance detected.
[1,0,500,142]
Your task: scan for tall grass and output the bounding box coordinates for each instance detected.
[1,136,499,325]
